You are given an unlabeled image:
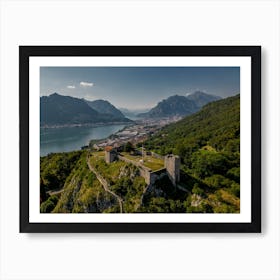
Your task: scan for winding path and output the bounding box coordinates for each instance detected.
[86,155,123,213]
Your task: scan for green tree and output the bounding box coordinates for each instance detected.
[40,177,48,203]
[123,142,133,152]
[192,183,204,196]
[204,174,232,189]
[227,167,240,183]
[191,150,229,178]
[40,195,58,213]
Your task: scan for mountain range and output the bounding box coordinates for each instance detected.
[138,91,221,118]
[40,94,240,214]
[141,94,240,213]
[118,107,151,119]
[40,91,221,126]
[85,99,125,119]
[40,93,131,126]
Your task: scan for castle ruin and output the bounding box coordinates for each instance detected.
[104,146,180,186]
[164,154,180,186]
[104,146,117,163]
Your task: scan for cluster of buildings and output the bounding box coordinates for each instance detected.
[92,117,181,150]
[90,116,182,187]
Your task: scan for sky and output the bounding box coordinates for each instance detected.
[40,67,240,110]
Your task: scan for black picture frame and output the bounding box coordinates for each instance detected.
[20,46,261,233]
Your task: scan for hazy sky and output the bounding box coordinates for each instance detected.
[40,67,240,110]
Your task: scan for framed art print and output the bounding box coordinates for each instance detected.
[19,46,261,233]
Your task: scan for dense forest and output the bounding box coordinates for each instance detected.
[40,94,240,213]
[141,94,240,212]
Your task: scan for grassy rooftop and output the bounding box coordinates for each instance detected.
[91,150,105,159]
[121,152,164,171]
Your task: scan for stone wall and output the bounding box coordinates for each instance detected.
[151,152,164,160]
[105,150,117,163]
[164,154,180,186]
[118,155,145,168]
[118,155,165,185]
[106,153,180,186]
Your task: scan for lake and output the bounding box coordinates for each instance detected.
[40,124,126,156]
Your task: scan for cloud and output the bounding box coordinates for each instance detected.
[67,85,75,89]
[80,81,94,87]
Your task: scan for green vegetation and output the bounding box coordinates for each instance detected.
[40,149,147,213]
[53,152,115,213]
[120,152,164,171]
[89,153,147,212]
[143,95,240,158]
[123,141,134,152]
[140,175,188,213]
[40,95,240,214]
[143,158,164,171]
[142,94,240,213]
[40,151,82,191]
[40,195,59,213]
[40,151,82,208]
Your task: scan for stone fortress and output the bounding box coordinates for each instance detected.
[104,146,180,186]
[104,146,118,163]
[164,154,180,186]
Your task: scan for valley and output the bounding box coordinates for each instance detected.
[40,93,240,214]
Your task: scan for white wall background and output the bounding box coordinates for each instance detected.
[0,0,279,279]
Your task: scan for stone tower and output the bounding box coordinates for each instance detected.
[104,146,117,163]
[164,154,180,186]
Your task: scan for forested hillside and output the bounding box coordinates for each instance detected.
[40,151,147,213]
[40,94,240,214]
[40,93,131,126]
[141,94,240,213]
[138,91,221,118]
[143,94,240,161]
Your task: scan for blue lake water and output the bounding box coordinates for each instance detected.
[40,124,125,156]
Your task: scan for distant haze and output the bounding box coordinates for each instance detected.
[40,67,240,110]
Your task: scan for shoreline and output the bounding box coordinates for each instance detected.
[40,123,133,157]
[40,117,180,157]
[40,121,134,129]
